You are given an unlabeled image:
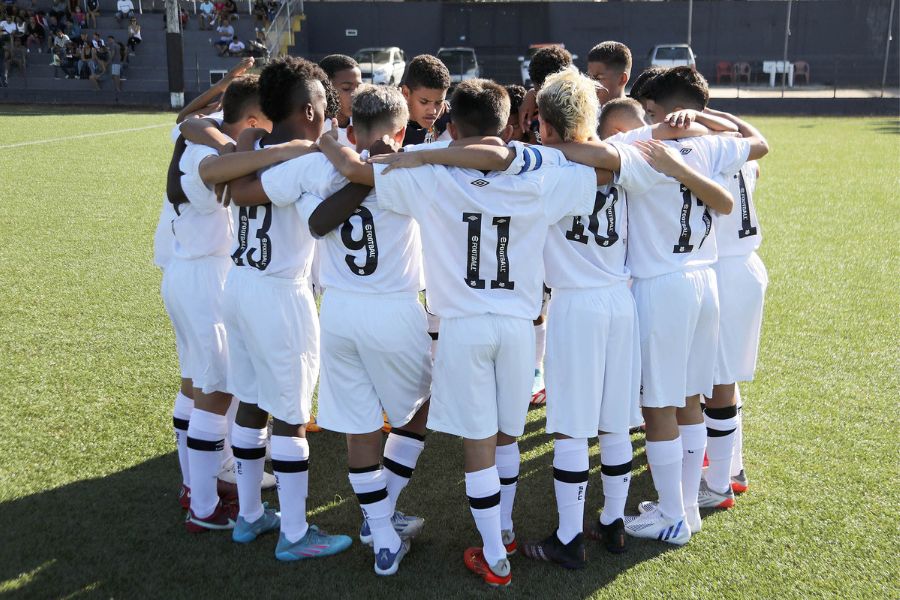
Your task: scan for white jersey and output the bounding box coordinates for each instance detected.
[152,123,185,269]
[173,142,234,259]
[300,154,424,294]
[374,145,595,320]
[230,144,345,279]
[612,133,750,279]
[323,118,353,148]
[715,160,761,257]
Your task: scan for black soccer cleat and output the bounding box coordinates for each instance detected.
[521,531,587,570]
[586,517,627,554]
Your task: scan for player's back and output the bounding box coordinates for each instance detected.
[173,141,234,260]
[715,160,761,258]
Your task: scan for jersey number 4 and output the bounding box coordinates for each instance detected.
[341,206,378,276]
[463,212,514,290]
[673,184,712,254]
[232,205,272,271]
[565,188,620,247]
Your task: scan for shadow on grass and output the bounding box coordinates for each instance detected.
[866,119,900,135]
[0,420,679,599]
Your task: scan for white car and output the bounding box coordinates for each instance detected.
[648,44,697,69]
[354,47,406,85]
[437,47,480,84]
[517,43,577,87]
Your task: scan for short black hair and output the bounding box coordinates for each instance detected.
[528,46,572,88]
[628,66,665,100]
[505,84,526,115]
[222,74,261,124]
[449,79,510,138]
[598,97,644,137]
[403,54,451,91]
[258,56,330,123]
[319,54,359,79]
[642,66,709,110]
[587,41,632,74]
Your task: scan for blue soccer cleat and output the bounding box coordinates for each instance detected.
[275,525,352,561]
[232,504,281,544]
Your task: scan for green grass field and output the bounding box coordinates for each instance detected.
[0,109,897,599]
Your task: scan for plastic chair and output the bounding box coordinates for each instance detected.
[716,61,733,84]
[732,62,751,85]
[793,61,810,85]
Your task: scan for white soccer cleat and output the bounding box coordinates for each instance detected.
[625,505,691,545]
[218,462,277,490]
[637,501,701,533]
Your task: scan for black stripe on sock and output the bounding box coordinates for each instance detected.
[429,331,439,340]
[356,488,389,505]
[271,459,309,473]
[499,475,518,486]
[705,405,738,420]
[390,429,426,442]
[467,491,501,510]
[707,427,737,438]
[172,417,189,431]
[383,457,414,479]
[600,461,633,477]
[186,437,225,452]
[232,446,266,460]
[349,464,380,474]
[553,468,590,484]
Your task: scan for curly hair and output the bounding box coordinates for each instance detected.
[259,56,331,123]
[504,84,527,116]
[587,41,632,74]
[641,66,709,110]
[222,74,261,124]
[319,54,359,79]
[402,54,451,91]
[351,84,409,135]
[537,68,599,142]
[528,46,572,88]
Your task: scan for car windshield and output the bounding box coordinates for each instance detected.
[656,46,690,60]
[438,50,475,72]
[355,50,391,64]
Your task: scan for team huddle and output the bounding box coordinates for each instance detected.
[154,41,769,587]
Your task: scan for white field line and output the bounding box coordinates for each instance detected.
[0,123,170,150]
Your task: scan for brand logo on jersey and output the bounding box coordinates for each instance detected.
[679,147,693,155]
[470,179,489,187]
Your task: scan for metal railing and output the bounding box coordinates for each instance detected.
[264,0,302,58]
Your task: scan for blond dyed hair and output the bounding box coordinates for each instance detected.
[536,68,600,142]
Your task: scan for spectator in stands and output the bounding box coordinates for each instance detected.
[66,0,79,20]
[127,17,140,53]
[226,34,244,57]
[198,0,215,31]
[56,40,77,78]
[76,30,94,78]
[85,0,99,29]
[2,35,26,86]
[106,34,123,91]
[51,27,68,51]
[221,0,237,22]
[213,16,233,55]
[251,0,268,29]
[0,13,17,41]
[48,0,67,25]
[25,16,45,52]
[92,30,109,73]
[212,0,225,26]
[115,0,134,25]
[71,5,84,29]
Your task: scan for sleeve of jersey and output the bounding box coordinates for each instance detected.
[260,157,310,207]
[296,192,324,225]
[541,164,597,223]
[606,126,653,145]
[373,163,425,217]
[180,145,219,213]
[609,141,660,195]
[709,136,752,179]
[500,142,565,176]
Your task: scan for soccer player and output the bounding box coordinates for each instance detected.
[587,41,632,106]
[628,66,665,112]
[401,54,452,145]
[319,53,362,147]
[504,84,530,144]
[517,45,573,137]
[212,56,353,559]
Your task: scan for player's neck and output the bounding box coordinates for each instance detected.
[220,122,242,141]
[265,121,317,145]
[336,115,350,129]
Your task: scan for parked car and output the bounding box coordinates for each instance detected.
[517,43,577,87]
[648,44,697,69]
[354,46,406,85]
[437,47,480,84]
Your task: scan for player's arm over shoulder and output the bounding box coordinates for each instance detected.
[703,107,770,161]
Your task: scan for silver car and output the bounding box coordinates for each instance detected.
[437,47,480,84]
[354,46,406,85]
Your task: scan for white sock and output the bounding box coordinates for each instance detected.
[271,435,309,543]
[534,320,547,370]
[173,391,193,487]
[679,424,707,512]
[731,386,745,476]
[350,467,400,553]
[383,431,425,510]
[645,438,684,520]
[186,409,228,518]
[231,424,267,522]
[220,397,238,473]
[598,433,632,525]
[552,438,589,544]
[705,406,739,493]
[495,442,520,533]
[466,466,506,567]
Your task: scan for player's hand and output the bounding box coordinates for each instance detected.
[319,118,339,144]
[225,57,254,81]
[634,139,688,179]
[236,127,266,152]
[219,141,236,154]
[665,109,698,129]
[214,182,231,207]
[367,150,423,173]
[518,88,538,135]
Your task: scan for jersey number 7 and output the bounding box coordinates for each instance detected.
[463,212,515,290]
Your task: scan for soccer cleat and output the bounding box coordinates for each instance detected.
[731,469,749,494]
[521,531,587,570]
[374,539,411,576]
[530,369,546,405]
[586,517,626,554]
[624,507,691,545]
[184,501,239,533]
[697,478,735,509]
[702,451,709,469]
[501,529,517,555]
[638,501,701,532]
[359,511,425,546]
[218,462,276,491]
[305,414,322,433]
[275,526,353,561]
[178,484,191,511]
[463,547,511,588]
[232,504,281,544]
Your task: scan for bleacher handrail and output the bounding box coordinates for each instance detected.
[263,0,302,58]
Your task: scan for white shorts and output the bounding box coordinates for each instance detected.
[223,268,319,425]
[545,284,643,437]
[317,289,432,434]
[161,255,231,392]
[714,252,768,384]
[428,314,533,439]
[309,244,324,300]
[153,198,176,271]
[632,267,719,408]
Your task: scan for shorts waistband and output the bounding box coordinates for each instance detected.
[169,253,231,265]
[230,266,309,287]
[323,288,419,302]
[551,281,629,298]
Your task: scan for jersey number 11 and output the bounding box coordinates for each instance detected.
[463,212,515,291]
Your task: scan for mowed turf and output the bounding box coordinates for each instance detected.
[0,109,897,599]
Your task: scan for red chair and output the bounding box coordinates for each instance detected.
[732,62,751,84]
[716,61,733,84]
[793,61,810,84]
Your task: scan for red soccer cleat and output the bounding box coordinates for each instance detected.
[184,500,239,533]
[178,484,191,511]
[463,547,511,588]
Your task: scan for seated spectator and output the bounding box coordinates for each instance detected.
[68,17,81,39]
[51,27,69,50]
[127,17,140,53]
[85,0,99,29]
[115,0,134,24]
[226,34,243,57]
[25,17,46,52]
[221,0,237,21]
[106,34,123,90]
[48,0,67,23]
[76,30,95,78]
[251,0,267,28]
[66,0,79,19]
[212,0,224,25]
[0,14,16,42]
[55,40,78,78]
[2,35,26,86]
[71,5,84,28]
[198,0,214,31]
[212,16,232,54]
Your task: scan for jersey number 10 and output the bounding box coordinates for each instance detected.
[565,188,620,247]
[463,212,515,290]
